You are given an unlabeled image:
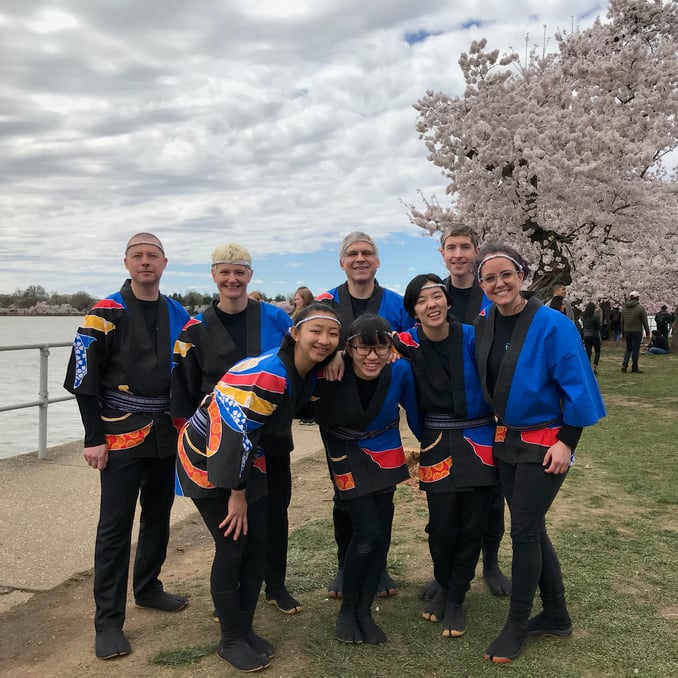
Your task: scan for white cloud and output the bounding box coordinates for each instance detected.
[0,0,606,296]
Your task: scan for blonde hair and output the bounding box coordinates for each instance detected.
[211,243,252,267]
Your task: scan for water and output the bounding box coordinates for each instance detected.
[0,316,82,458]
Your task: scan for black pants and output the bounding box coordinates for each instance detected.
[498,460,567,622]
[426,486,494,603]
[193,494,268,610]
[342,492,394,603]
[264,451,292,594]
[584,336,601,366]
[623,331,643,370]
[94,452,176,632]
[482,483,506,556]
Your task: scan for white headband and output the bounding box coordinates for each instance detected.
[478,254,522,279]
[211,259,252,268]
[421,283,446,291]
[295,314,341,328]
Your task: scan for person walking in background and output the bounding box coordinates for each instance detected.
[292,286,314,321]
[473,242,605,664]
[64,233,190,660]
[171,244,303,616]
[176,304,340,672]
[317,231,414,599]
[581,302,602,375]
[621,291,650,373]
[610,306,622,344]
[547,283,575,322]
[314,315,421,645]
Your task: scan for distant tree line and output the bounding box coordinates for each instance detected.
[1,286,290,312]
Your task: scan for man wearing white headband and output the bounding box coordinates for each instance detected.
[65,232,190,660]
[170,243,301,618]
[317,231,415,599]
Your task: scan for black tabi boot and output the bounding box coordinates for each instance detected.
[483,598,531,664]
[213,591,268,672]
[482,537,512,597]
[528,589,573,638]
[422,585,446,622]
[356,593,387,645]
[335,597,363,644]
[417,578,441,601]
[240,588,275,659]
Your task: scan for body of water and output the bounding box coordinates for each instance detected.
[0,316,83,458]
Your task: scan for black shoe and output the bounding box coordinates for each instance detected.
[135,591,188,612]
[327,567,344,599]
[335,607,363,644]
[483,561,512,597]
[483,622,529,664]
[243,628,276,658]
[441,602,466,638]
[217,638,268,672]
[527,611,573,638]
[376,569,398,598]
[95,628,131,660]
[621,365,628,372]
[356,609,388,645]
[417,578,440,601]
[631,369,643,373]
[265,587,302,614]
[422,587,446,622]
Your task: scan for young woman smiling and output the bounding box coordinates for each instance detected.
[473,243,605,664]
[313,314,421,645]
[176,303,341,672]
[392,274,498,640]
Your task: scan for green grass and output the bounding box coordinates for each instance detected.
[150,343,678,676]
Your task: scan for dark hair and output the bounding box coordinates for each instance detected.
[346,314,392,346]
[583,302,596,319]
[474,241,531,281]
[293,302,339,326]
[403,273,451,318]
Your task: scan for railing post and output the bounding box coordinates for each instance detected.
[38,346,50,460]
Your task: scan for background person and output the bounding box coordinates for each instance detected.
[292,286,314,321]
[473,242,605,664]
[547,283,575,322]
[64,233,190,660]
[176,304,341,672]
[621,291,650,373]
[581,302,602,375]
[646,330,670,355]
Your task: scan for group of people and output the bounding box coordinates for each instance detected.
[547,284,673,375]
[65,227,605,670]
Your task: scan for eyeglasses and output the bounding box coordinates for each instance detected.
[344,249,376,258]
[349,343,391,357]
[479,270,520,285]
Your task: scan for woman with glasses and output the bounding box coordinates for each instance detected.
[392,274,498,640]
[313,314,421,645]
[473,242,605,664]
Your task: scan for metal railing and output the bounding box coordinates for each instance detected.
[0,342,75,460]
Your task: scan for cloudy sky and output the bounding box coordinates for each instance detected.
[0,0,606,299]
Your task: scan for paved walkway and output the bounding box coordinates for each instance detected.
[0,422,324,614]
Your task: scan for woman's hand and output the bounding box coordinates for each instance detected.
[543,441,572,474]
[219,489,248,539]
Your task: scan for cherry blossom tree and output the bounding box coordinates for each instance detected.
[410,0,678,308]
